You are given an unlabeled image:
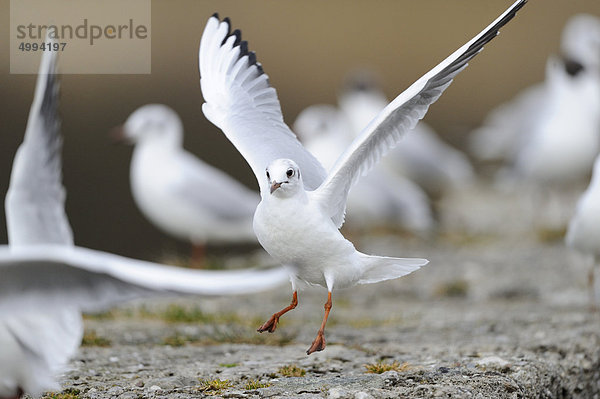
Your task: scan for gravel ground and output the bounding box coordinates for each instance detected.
[40,183,600,398]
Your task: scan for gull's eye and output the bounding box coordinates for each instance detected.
[286,169,294,178]
[266,170,270,179]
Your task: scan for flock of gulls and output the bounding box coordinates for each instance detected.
[4,0,600,396]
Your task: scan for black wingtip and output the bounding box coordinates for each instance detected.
[449,0,528,73]
[211,12,219,19]
[239,40,248,56]
[232,29,242,46]
[215,16,266,78]
[248,51,257,66]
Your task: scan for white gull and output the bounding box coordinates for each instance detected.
[198,1,526,354]
[117,104,260,262]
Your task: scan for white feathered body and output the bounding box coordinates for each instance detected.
[254,189,427,289]
[0,311,82,398]
[254,191,363,288]
[130,139,257,244]
[512,63,600,184]
[566,157,600,255]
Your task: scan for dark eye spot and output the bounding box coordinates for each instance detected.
[564,58,585,77]
[286,169,294,178]
[266,171,270,179]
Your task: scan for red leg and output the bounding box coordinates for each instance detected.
[307,291,332,355]
[257,291,298,333]
[190,244,206,268]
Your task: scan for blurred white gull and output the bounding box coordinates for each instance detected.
[338,71,476,197]
[199,2,525,354]
[294,104,435,235]
[116,104,260,262]
[0,47,287,398]
[566,155,600,306]
[470,14,600,173]
[505,56,600,186]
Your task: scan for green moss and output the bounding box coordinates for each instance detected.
[162,304,212,323]
[244,379,271,389]
[364,360,410,374]
[278,364,306,377]
[162,334,193,347]
[197,379,233,392]
[81,330,111,347]
[43,388,80,399]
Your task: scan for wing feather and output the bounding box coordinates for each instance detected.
[0,245,289,315]
[313,0,527,227]
[4,34,74,246]
[199,14,327,197]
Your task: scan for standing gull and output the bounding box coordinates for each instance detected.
[566,155,600,307]
[0,44,287,398]
[116,104,260,263]
[199,1,526,354]
[471,14,600,172]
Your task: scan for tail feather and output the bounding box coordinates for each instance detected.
[358,254,428,285]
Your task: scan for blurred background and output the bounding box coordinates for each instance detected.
[1,0,600,260]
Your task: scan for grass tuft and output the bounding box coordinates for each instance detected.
[278,364,306,377]
[162,304,212,323]
[42,388,80,399]
[364,360,410,374]
[198,379,233,392]
[162,334,192,347]
[81,330,111,347]
[244,379,271,390]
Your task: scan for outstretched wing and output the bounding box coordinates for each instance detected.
[312,0,527,227]
[199,14,327,198]
[5,34,73,246]
[0,245,289,314]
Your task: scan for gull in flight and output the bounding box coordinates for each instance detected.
[115,104,260,263]
[0,43,287,398]
[198,0,526,354]
[566,154,600,308]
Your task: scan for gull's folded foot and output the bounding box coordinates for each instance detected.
[306,332,326,355]
[257,314,279,333]
[257,291,298,333]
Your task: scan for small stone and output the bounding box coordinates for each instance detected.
[382,370,400,386]
[149,385,161,391]
[355,392,374,399]
[476,356,511,371]
[328,387,346,398]
[107,386,124,395]
[135,380,144,388]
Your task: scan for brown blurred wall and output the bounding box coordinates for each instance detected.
[1,0,599,260]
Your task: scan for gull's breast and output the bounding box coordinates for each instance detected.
[254,196,355,278]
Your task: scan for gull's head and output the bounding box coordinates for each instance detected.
[266,159,303,197]
[561,14,600,72]
[116,104,183,146]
